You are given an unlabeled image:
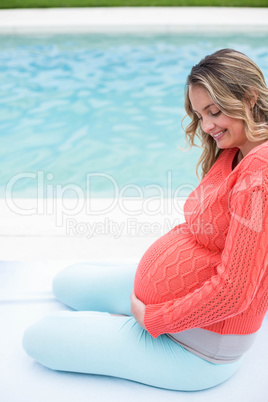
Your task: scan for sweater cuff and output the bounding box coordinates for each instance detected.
[144,304,173,338]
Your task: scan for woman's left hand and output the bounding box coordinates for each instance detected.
[130,291,146,330]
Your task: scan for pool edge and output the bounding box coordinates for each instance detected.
[0,7,268,34]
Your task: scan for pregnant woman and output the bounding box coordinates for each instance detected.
[23,49,268,391]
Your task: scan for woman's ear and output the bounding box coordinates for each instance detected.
[244,87,259,121]
[247,87,258,108]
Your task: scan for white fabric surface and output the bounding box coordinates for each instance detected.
[0,261,267,402]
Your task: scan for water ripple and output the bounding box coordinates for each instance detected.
[0,33,267,197]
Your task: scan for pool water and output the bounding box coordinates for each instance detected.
[1,33,268,198]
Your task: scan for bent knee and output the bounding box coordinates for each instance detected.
[22,314,65,370]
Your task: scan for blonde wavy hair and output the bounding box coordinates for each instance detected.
[184,48,268,179]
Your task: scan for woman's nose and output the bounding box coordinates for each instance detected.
[201,118,215,134]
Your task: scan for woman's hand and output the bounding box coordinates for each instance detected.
[130,291,146,330]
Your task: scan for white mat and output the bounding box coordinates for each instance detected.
[0,261,267,402]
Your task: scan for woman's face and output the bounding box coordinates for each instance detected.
[188,84,256,157]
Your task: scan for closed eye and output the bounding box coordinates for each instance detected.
[211,110,221,117]
[195,110,221,121]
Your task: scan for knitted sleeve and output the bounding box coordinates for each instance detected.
[144,168,268,338]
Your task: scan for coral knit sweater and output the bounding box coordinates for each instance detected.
[134,142,268,338]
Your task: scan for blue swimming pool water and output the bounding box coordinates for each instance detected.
[1,33,268,198]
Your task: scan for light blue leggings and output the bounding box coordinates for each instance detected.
[23,262,242,391]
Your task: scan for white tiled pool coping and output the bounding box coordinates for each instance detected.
[0,7,268,33]
[0,198,186,261]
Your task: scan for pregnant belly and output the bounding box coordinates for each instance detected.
[134,223,221,305]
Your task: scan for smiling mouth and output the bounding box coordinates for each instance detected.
[212,129,227,140]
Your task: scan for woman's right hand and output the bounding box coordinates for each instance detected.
[130,291,146,330]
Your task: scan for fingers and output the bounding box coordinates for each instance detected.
[130,291,139,318]
[130,290,136,300]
